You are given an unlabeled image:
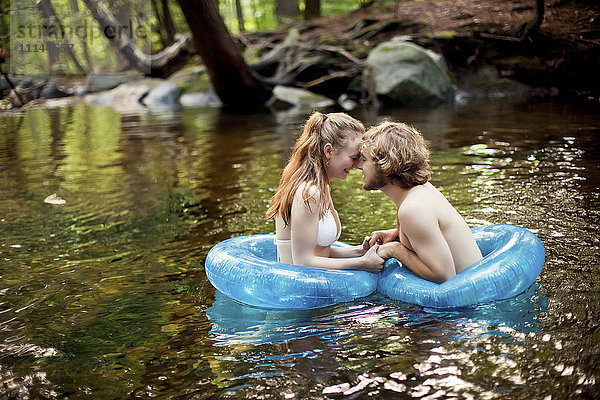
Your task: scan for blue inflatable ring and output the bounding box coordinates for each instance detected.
[205,235,378,309]
[377,224,545,309]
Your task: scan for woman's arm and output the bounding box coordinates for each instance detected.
[290,186,383,273]
[328,236,370,258]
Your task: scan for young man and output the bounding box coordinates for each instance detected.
[358,122,482,284]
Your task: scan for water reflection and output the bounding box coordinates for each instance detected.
[207,291,394,346]
[207,283,546,347]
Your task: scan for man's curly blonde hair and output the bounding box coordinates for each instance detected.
[361,122,431,188]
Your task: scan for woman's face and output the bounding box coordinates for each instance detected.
[325,135,362,181]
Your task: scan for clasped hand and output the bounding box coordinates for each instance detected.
[364,229,406,263]
[368,228,399,247]
[358,231,403,274]
[354,236,383,273]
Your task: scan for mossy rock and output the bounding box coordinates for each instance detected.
[168,64,213,94]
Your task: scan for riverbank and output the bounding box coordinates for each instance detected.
[239,0,599,103]
[1,0,598,110]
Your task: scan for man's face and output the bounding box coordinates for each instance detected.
[358,152,388,191]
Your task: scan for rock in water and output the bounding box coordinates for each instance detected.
[365,41,453,106]
[267,85,335,110]
[44,194,66,205]
[142,82,181,108]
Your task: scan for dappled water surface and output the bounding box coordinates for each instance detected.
[0,98,598,398]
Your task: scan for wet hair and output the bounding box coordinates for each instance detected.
[266,111,365,225]
[361,121,431,188]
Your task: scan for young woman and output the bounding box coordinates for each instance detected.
[265,112,383,273]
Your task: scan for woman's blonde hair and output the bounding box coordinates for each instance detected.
[361,122,431,188]
[266,111,364,225]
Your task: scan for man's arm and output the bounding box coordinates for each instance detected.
[378,208,455,284]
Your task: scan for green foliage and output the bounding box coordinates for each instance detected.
[168,64,212,93]
[217,0,382,34]
[0,0,10,51]
[7,0,152,74]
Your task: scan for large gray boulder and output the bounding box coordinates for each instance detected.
[365,41,453,106]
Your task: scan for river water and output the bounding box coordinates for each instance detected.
[0,98,598,399]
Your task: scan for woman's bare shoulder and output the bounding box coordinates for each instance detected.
[295,181,321,202]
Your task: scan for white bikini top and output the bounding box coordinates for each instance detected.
[275,208,340,247]
[316,209,341,246]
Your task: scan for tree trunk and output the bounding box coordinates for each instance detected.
[162,0,177,43]
[82,0,192,76]
[235,0,245,32]
[176,0,271,109]
[276,0,298,19]
[111,0,133,70]
[37,0,62,73]
[304,0,320,20]
[36,0,87,74]
[69,0,93,71]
